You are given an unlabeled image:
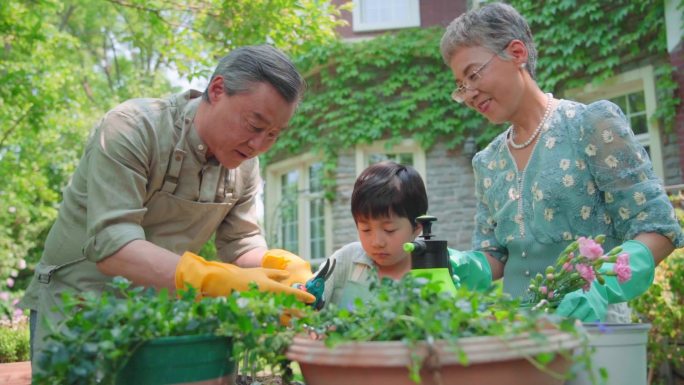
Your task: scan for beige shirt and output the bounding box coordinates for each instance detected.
[22,90,266,310]
[320,242,376,308]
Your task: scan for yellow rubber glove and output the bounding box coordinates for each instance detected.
[261,249,314,287]
[175,252,315,303]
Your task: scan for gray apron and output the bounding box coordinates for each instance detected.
[31,112,239,361]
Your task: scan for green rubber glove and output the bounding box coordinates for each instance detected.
[448,248,492,291]
[555,240,655,322]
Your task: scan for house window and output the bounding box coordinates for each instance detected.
[565,66,664,180]
[280,171,299,252]
[265,154,332,261]
[352,0,420,32]
[608,92,648,137]
[356,139,427,180]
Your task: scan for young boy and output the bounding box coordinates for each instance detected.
[316,161,491,309]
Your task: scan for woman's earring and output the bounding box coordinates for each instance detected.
[520,63,527,69]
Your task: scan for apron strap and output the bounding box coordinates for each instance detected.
[35,258,87,284]
[161,147,187,193]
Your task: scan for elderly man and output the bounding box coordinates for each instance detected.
[21,45,314,366]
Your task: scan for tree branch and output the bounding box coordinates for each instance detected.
[0,107,32,149]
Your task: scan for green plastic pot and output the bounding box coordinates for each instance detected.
[115,334,234,385]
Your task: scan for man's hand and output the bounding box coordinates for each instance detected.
[261,249,314,286]
[175,252,315,303]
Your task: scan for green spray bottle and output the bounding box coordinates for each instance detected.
[403,215,458,295]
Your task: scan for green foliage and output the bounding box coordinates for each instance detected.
[0,0,345,294]
[34,277,313,385]
[630,205,684,384]
[304,276,591,383]
[266,0,678,199]
[0,322,29,363]
[267,27,489,196]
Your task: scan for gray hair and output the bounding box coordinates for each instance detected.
[440,2,537,79]
[203,44,305,104]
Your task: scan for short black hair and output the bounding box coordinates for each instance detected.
[351,161,428,228]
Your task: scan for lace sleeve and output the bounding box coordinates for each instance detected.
[576,100,682,246]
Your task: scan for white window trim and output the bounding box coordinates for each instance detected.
[355,138,427,182]
[265,153,333,261]
[565,65,664,180]
[352,0,420,32]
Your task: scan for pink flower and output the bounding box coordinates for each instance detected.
[540,286,548,295]
[548,291,555,299]
[0,292,9,302]
[18,259,26,270]
[5,278,14,288]
[578,237,604,260]
[575,263,596,283]
[562,262,573,272]
[614,253,632,283]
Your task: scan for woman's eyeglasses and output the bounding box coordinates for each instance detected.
[451,53,498,104]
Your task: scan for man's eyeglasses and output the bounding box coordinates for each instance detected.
[451,52,498,104]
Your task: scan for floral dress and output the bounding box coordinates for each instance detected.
[472,99,683,299]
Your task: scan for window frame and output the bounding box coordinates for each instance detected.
[351,0,420,32]
[265,153,333,262]
[565,65,664,180]
[355,138,427,181]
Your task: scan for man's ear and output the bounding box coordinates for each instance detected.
[505,39,528,66]
[207,76,225,103]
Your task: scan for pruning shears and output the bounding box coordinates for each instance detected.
[294,259,336,310]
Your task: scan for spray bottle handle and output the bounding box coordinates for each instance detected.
[415,215,437,239]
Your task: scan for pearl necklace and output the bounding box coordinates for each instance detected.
[508,93,553,150]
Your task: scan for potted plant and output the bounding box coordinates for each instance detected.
[630,232,683,384]
[287,276,590,385]
[34,277,311,385]
[521,235,655,385]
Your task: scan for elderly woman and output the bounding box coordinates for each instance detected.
[440,2,682,322]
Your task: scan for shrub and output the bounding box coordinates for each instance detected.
[630,202,684,385]
[0,322,30,363]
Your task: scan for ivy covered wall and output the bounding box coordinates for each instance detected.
[266,0,679,174]
[264,0,682,250]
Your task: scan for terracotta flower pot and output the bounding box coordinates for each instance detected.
[287,329,580,385]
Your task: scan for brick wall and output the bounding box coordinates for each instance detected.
[672,43,684,183]
[331,0,466,40]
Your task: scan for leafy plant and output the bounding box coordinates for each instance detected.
[34,277,313,385]
[0,288,29,363]
[630,204,684,385]
[302,276,592,383]
[0,321,29,363]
